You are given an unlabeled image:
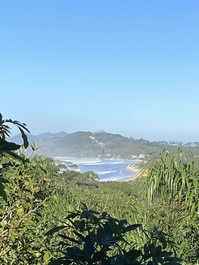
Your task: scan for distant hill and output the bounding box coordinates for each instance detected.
[10,131,68,145]
[13,131,164,159]
[10,131,199,159]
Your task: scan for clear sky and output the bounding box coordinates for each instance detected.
[1,0,199,141]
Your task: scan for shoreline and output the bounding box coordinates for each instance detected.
[127,163,145,181]
[54,156,145,182]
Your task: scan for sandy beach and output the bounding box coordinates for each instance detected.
[127,163,144,180]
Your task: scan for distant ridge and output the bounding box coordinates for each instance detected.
[10,131,68,145]
[10,131,163,159]
[10,131,199,159]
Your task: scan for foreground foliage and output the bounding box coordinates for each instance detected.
[47,206,180,265]
[0,113,198,264]
[146,151,199,263]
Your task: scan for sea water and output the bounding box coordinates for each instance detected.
[54,157,140,181]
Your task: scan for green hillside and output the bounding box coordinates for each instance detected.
[29,131,163,158]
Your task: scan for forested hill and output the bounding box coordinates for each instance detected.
[11,131,163,158]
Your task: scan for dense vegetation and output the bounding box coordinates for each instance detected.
[0,114,198,264]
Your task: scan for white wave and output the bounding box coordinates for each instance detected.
[68,168,80,172]
[99,175,131,182]
[54,157,102,164]
[54,157,138,166]
[78,160,116,166]
[96,170,117,175]
[76,160,104,166]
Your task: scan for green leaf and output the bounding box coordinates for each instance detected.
[49,259,68,265]
[43,252,51,262]
[18,127,29,148]
[165,257,182,262]
[0,183,7,202]
[0,141,21,151]
[16,207,24,217]
[6,151,28,163]
[128,249,142,260]
[0,178,9,184]
[123,224,142,232]
[46,226,66,236]
[58,234,81,244]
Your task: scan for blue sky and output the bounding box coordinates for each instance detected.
[1,0,199,141]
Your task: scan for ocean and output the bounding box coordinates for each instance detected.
[54,157,140,181]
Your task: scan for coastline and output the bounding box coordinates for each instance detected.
[55,156,146,182]
[127,163,145,181]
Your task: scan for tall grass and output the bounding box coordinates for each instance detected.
[145,150,199,263]
[147,150,198,217]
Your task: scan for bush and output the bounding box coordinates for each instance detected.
[47,206,181,265]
